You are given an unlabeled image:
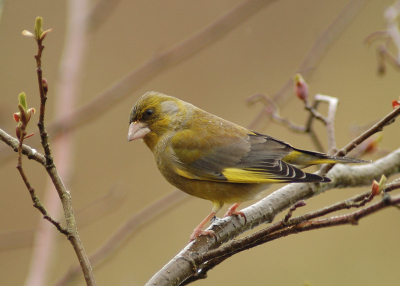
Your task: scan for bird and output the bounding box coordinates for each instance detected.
[127,91,367,241]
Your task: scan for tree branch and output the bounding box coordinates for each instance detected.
[182,180,400,284]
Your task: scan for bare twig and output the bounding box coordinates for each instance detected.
[314,94,339,154]
[319,106,400,177]
[304,100,325,152]
[16,164,69,236]
[247,93,308,133]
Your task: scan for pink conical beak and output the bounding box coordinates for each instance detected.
[127,122,150,141]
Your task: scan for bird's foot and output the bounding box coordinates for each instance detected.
[189,228,215,242]
[223,203,247,223]
[224,210,246,218]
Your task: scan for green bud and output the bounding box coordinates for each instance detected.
[34,17,43,40]
[18,92,27,111]
[378,175,387,192]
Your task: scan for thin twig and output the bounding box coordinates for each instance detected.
[314,94,338,154]
[319,106,400,177]
[247,93,307,133]
[304,100,325,152]
[35,38,52,162]
[14,115,69,236]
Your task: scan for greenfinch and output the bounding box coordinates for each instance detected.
[128,91,366,241]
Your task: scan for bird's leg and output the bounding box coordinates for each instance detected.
[189,211,216,242]
[223,202,246,222]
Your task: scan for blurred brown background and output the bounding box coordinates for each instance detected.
[1,0,400,285]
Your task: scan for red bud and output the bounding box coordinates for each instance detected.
[294,74,308,101]
[371,180,380,196]
[13,113,21,123]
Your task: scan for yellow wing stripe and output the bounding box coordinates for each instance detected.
[283,150,338,166]
[222,168,283,183]
[174,167,196,179]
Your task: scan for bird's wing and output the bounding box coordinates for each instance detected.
[170,126,327,183]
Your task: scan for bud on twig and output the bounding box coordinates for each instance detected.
[22,16,52,41]
[14,92,36,140]
[293,73,308,101]
[371,180,380,196]
[42,78,48,94]
[371,175,387,197]
[392,97,400,109]
[34,17,43,40]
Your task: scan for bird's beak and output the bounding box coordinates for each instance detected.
[127,121,151,142]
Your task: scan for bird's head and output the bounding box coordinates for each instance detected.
[128,91,187,150]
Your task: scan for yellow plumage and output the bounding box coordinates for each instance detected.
[127,91,367,240]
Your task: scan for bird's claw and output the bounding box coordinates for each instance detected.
[189,228,216,242]
[223,210,247,224]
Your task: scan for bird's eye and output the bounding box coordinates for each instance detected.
[145,109,154,117]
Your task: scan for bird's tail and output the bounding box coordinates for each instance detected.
[283,148,369,169]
